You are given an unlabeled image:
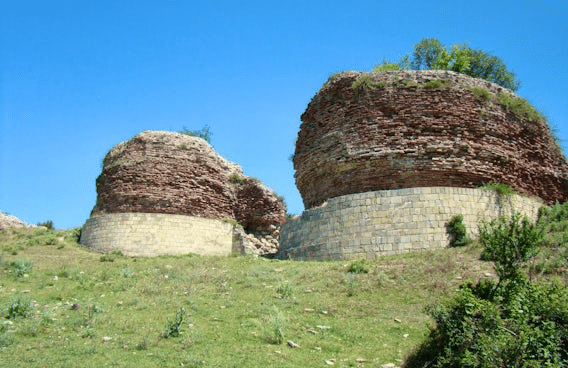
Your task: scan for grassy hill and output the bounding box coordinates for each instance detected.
[1,205,566,368]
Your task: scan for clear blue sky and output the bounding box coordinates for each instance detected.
[1,0,567,229]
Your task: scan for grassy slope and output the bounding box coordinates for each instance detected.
[0,227,501,368]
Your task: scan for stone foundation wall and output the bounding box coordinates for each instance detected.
[278,187,542,260]
[80,213,236,257]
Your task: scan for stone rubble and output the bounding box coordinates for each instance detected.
[0,212,35,231]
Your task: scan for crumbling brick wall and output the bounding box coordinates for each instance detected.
[294,70,568,209]
[91,130,287,232]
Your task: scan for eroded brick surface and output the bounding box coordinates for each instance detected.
[294,70,568,209]
[91,130,286,232]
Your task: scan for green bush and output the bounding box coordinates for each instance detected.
[0,323,14,347]
[446,214,469,247]
[265,306,287,344]
[4,296,32,320]
[481,181,517,196]
[408,213,567,367]
[347,259,370,274]
[179,125,212,144]
[412,280,568,367]
[228,173,246,185]
[9,258,32,278]
[479,213,542,282]
[37,220,54,230]
[99,254,115,262]
[163,308,185,338]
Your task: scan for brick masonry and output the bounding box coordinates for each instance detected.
[80,213,236,257]
[278,187,542,260]
[294,70,568,209]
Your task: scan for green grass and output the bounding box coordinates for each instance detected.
[480,181,517,196]
[0,225,564,367]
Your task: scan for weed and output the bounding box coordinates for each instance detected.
[4,296,32,319]
[351,74,384,90]
[347,259,370,274]
[276,282,293,299]
[470,86,492,101]
[81,325,97,338]
[343,273,359,297]
[373,60,400,71]
[422,79,451,89]
[228,173,246,185]
[119,266,132,278]
[178,143,189,150]
[136,336,149,350]
[497,93,543,122]
[0,323,14,347]
[19,319,39,337]
[99,253,115,262]
[9,258,32,278]
[221,218,239,226]
[481,181,516,196]
[264,306,287,344]
[163,307,185,338]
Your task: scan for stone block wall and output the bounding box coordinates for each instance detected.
[80,213,236,257]
[278,187,542,260]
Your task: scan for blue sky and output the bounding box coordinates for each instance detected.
[1,0,567,229]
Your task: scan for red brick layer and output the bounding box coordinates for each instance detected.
[294,70,568,208]
[92,131,286,231]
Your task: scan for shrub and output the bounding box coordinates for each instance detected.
[347,259,370,274]
[163,308,185,338]
[37,220,54,230]
[446,214,469,247]
[414,281,568,368]
[228,173,246,185]
[179,125,212,144]
[479,213,542,282]
[408,213,567,367]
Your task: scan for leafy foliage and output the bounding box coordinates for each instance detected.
[37,220,54,230]
[381,37,521,91]
[228,173,247,185]
[9,258,32,278]
[481,181,517,196]
[4,296,32,319]
[408,213,567,367]
[347,259,370,274]
[179,125,212,144]
[446,214,469,247]
[163,308,185,338]
[479,214,542,282]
